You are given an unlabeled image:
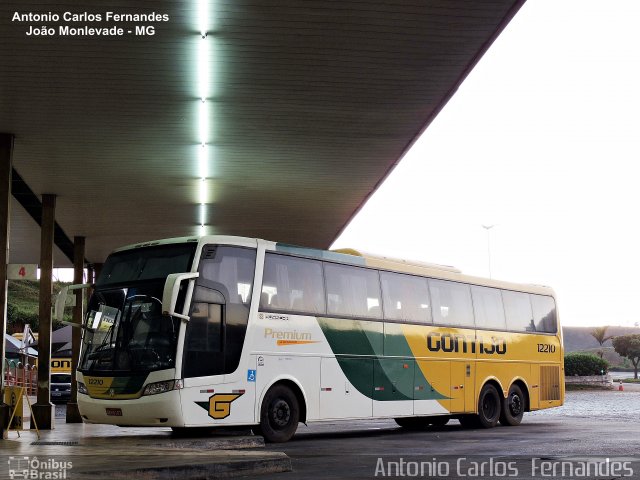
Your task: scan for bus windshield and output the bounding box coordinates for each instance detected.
[80,243,196,374]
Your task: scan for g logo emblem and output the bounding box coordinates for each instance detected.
[208,393,243,419]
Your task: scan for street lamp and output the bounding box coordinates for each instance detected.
[482,225,494,279]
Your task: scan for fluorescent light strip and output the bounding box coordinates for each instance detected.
[199,178,208,204]
[199,100,209,146]
[196,0,213,235]
[199,144,208,179]
[199,203,206,225]
[197,0,208,38]
[197,37,209,100]
[197,0,210,235]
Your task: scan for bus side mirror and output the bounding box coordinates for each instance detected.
[54,283,91,324]
[162,272,200,320]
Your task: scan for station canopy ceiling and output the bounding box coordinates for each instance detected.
[1,0,525,267]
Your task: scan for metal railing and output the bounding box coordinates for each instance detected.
[3,359,38,396]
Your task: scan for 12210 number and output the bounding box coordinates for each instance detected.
[537,343,556,353]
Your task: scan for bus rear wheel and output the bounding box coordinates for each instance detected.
[477,383,501,428]
[500,384,525,426]
[256,384,300,443]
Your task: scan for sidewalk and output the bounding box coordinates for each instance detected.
[2,418,291,479]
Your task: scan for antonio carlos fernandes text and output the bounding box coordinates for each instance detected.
[373,457,634,477]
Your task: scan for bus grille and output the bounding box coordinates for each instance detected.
[540,366,561,401]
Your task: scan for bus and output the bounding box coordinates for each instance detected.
[59,235,564,442]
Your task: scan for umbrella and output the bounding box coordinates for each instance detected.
[52,325,72,344]
[55,342,72,353]
[4,333,38,356]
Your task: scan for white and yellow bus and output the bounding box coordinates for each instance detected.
[62,236,563,442]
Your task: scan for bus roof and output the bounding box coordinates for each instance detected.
[332,248,555,297]
[111,235,555,297]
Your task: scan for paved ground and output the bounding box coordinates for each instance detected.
[3,390,639,479]
[1,411,290,480]
[253,390,640,479]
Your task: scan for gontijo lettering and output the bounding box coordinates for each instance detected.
[426,332,507,355]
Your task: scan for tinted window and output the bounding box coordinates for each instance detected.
[324,263,382,319]
[531,295,557,333]
[429,279,474,327]
[198,246,256,304]
[471,285,506,330]
[183,246,256,378]
[260,254,325,314]
[184,296,223,377]
[51,374,72,383]
[380,271,431,323]
[98,243,196,286]
[502,290,535,332]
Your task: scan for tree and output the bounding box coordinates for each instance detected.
[590,326,613,358]
[564,353,609,376]
[612,334,640,379]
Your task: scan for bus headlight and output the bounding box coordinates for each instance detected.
[78,382,88,395]
[142,380,179,396]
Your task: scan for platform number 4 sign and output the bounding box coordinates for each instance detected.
[7,264,38,281]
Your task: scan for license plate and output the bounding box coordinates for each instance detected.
[106,408,122,417]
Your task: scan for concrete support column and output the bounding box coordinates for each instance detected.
[32,194,56,430]
[66,236,84,423]
[0,134,14,439]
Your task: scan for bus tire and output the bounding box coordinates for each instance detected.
[477,383,501,428]
[500,384,525,426]
[258,384,300,443]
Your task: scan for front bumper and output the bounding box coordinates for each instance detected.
[78,389,184,426]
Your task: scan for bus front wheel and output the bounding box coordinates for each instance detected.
[256,384,300,443]
[500,384,525,426]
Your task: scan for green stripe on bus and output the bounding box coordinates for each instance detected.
[383,323,448,400]
[318,318,447,401]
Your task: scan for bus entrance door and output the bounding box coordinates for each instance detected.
[450,361,473,413]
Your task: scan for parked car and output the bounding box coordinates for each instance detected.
[50,373,72,403]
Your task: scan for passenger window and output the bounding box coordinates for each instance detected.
[260,254,326,315]
[502,290,535,332]
[471,285,506,330]
[380,271,431,323]
[531,295,557,333]
[324,263,382,319]
[429,279,474,328]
